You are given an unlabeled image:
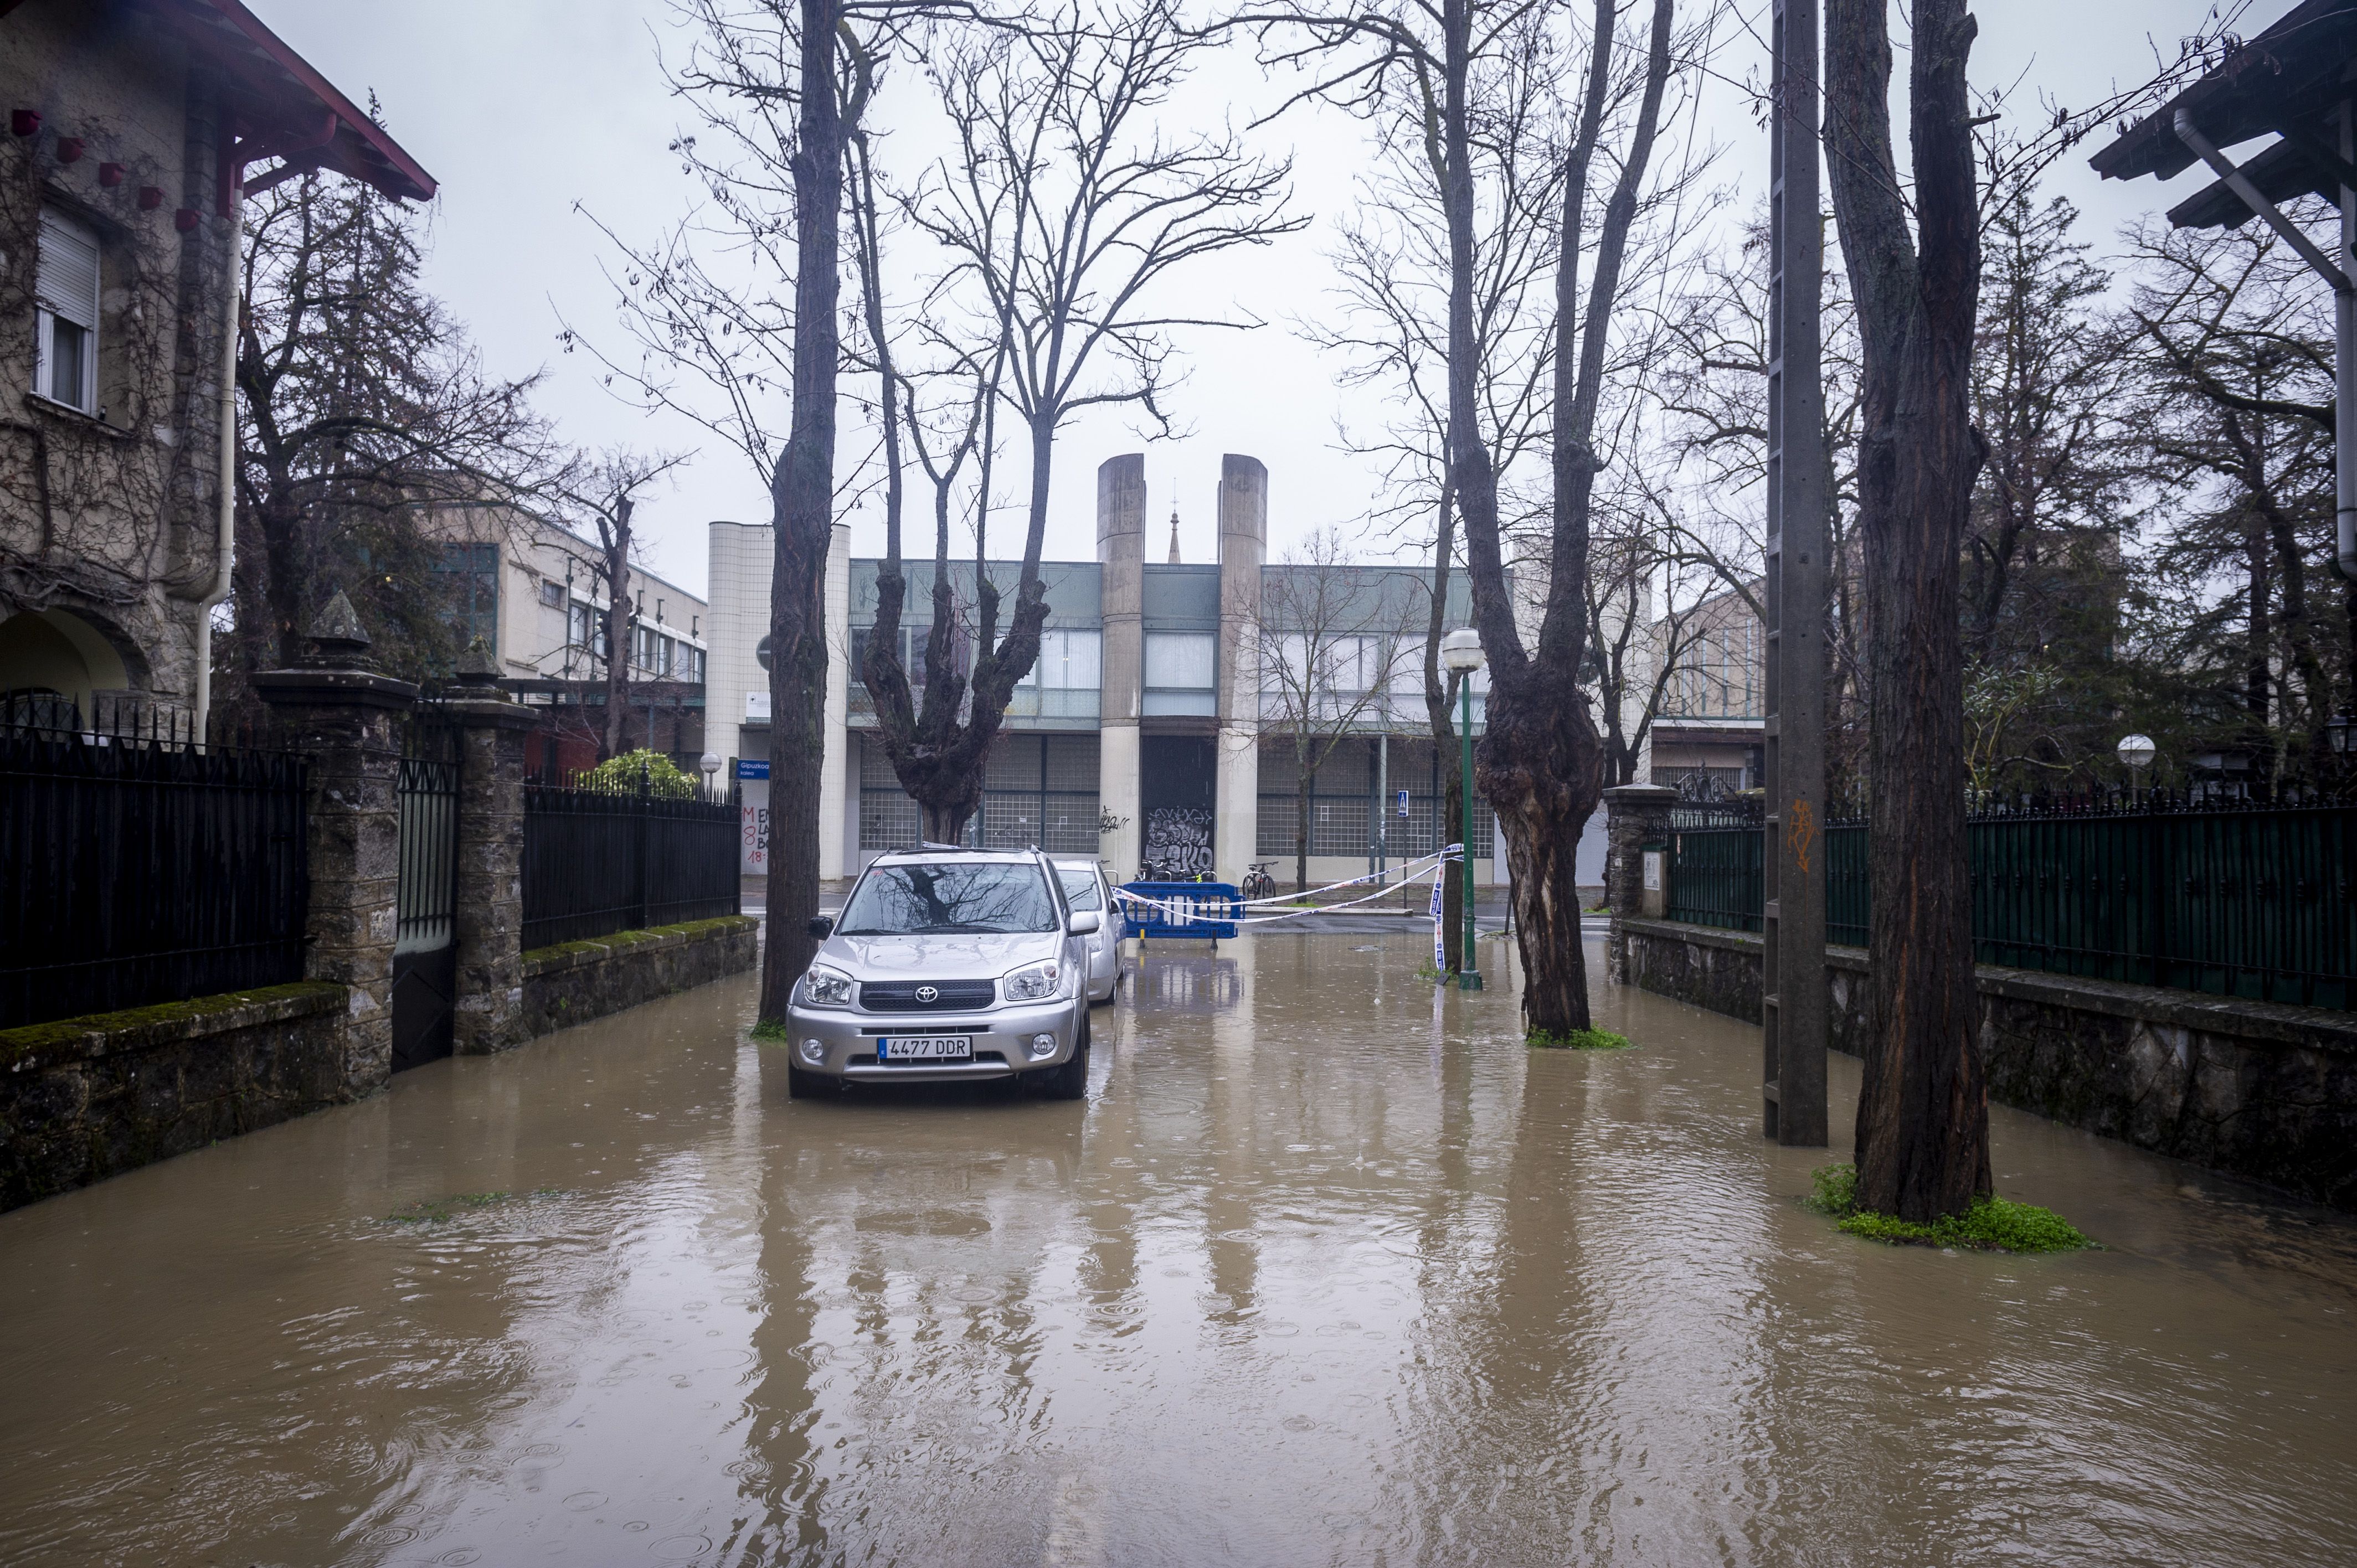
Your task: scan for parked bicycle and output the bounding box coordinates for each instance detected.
[1241,862,1277,901]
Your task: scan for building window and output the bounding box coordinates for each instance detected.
[35,209,100,414]
[1020,628,1103,689]
[434,543,498,658]
[1143,630,1215,716]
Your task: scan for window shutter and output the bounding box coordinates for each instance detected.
[37,210,99,329]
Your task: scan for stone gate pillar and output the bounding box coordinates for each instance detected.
[435,643,537,1055]
[1601,783,1677,982]
[255,592,418,1098]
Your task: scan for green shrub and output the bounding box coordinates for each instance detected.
[1806,1162,2090,1253]
[581,747,698,798]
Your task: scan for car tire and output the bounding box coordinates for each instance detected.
[1041,1015,1090,1101]
[786,1064,831,1100]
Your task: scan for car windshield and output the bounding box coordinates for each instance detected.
[1056,869,1103,911]
[837,861,1059,935]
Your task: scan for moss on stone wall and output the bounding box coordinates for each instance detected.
[521,916,759,973]
[0,981,347,1067]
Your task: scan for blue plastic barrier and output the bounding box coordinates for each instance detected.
[1120,881,1241,941]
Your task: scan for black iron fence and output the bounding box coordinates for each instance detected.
[1,712,309,1030]
[523,769,740,950]
[1665,794,2356,1009]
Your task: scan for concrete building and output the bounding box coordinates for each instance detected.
[707,453,1637,890]
[422,501,711,777]
[1650,585,1764,792]
[0,0,433,734]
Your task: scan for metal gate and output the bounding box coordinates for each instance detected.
[392,722,460,1072]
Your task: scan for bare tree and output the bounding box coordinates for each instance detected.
[855,0,1301,842]
[1255,527,1423,891]
[1296,22,1561,968]
[232,167,559,685]
[570,0,979,1023]
[552,452,691,759]
[1459,0,1680,1036]
[1247,0,1705,988]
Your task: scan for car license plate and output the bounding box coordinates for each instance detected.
[879,1035,972,1062]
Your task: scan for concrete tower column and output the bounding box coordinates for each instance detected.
[1097,455,1145,876]
[1213,454,1266,886]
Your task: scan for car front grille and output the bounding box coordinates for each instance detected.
[860,979,997,1012]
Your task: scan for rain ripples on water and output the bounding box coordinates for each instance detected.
[1,933,2353,1565]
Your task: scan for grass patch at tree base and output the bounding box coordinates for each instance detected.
[1529,1027,1635,1051]
[1807,1164,2092,1254]
[750,1019,794,1043]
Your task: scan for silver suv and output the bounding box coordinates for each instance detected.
[783,847,1098,1099]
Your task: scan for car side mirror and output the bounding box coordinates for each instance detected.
[806,914,835,940]
[1068,911,1102,936]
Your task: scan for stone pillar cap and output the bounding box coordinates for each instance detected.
[305,590,375,667]
[1602,783,1680,800]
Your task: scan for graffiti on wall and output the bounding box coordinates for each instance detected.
[1143,806,1214,878]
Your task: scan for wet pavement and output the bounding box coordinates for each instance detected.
[3,932,2355,1566]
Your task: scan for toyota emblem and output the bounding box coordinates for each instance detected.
[915,985,938,1004]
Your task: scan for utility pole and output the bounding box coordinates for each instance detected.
[1763,0,1828,1144]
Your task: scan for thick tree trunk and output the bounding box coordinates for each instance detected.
[1479,689,1596,1030]
[2245,511,2275,795]
[758,0,844,1025]
[1825,0,1990,1222]
[600,500,634,761]
[258,494,308,667]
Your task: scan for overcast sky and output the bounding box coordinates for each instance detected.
[260,0,2254,600]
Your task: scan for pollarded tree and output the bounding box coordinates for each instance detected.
[857,0,1303,844]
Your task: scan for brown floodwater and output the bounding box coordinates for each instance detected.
[3,932,2354,1566]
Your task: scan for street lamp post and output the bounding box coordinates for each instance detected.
[698,750,722,801]
[1440,628,1486,992]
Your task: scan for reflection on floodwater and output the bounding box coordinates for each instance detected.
[2,931,2355,1566]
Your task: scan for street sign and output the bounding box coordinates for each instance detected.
[1396,788,1410,817]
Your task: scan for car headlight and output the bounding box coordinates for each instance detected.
[801,964,854,1007]
[1001,960,1062,1002]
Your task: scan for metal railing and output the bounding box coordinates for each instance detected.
[522,767,740,950]
[1665,794,2357,1009]
[0,711,309,1030]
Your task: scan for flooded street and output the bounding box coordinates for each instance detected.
[3,932,2355,1566]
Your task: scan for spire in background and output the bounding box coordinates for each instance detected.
[1166,494,1182,564]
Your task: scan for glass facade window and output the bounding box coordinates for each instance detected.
[1020,628,1103,689]
[434,544,498,658]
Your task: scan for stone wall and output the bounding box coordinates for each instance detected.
[1617,915,2357,1211]
[521,916,760,1039]
[0,981,350,1211]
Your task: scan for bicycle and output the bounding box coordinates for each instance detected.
[1241,862,1277,901]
